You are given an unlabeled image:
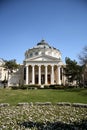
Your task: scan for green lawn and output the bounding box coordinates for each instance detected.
[0,88,87,105]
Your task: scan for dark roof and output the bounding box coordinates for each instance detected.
[32,40,60,53]
[37,40,50,47]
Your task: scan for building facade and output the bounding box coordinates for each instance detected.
[0,59,7,80]
[0,59,24,87]
[0,40,66,86]
[24,40,65,85]
[0,59,8,86]
[1,40,87,87]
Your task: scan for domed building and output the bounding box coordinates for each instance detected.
[24,40,65,85]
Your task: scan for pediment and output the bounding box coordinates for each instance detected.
[28,55,59,61]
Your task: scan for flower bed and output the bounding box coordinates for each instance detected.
[0,103,87,130]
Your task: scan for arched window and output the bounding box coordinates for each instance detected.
[30,53,33,57]
[35,52,38,56]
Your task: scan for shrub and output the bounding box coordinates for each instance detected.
[19,85,28,89]
[11,86,19,90]
[11,84,66,90]
[65,85,76,89]
[49,84,65,89]
[27,85,41,89]
[44,85,50,89]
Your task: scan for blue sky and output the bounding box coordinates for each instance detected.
[0,0,87,64]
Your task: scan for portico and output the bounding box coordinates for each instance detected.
[25,64,62,85]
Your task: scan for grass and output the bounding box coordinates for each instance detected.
[0,88,87,105]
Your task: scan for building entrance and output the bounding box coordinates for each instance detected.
[35,74,51,84]
[35,75,38,84]
[41,74,45,84]
[48,74,51,84]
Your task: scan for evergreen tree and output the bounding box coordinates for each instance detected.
[3,59,19,87]
[64,57,82,86]
[4,59,19,73]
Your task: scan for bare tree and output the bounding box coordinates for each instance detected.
[79,46,87,65]
[79,46,87,86]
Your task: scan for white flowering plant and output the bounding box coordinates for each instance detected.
[0,103,87,130]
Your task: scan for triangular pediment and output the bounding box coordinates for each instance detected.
[27,55,59,61]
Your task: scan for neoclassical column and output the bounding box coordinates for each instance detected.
[51,65,54,84]
[26,65,29,84]
[45,65,48,84]
[58,66,61,85]
[38,65,41,85]
[61,67,63,84]
[32,65,35,84]
[61,67,65,85]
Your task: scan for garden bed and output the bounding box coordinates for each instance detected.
[0,104,87,130]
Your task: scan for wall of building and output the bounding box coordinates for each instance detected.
[8,65,24,86]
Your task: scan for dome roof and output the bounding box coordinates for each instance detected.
[25,40,62,60]
[37,40,50,46]
[34,40,51,49]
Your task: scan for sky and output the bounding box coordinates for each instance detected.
[0,0,87,64]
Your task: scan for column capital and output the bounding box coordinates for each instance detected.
[45,65,48,67]
[32,64,35,67]
[51,64,54,67]
[58,65,61,67]
[25,65,28,67]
